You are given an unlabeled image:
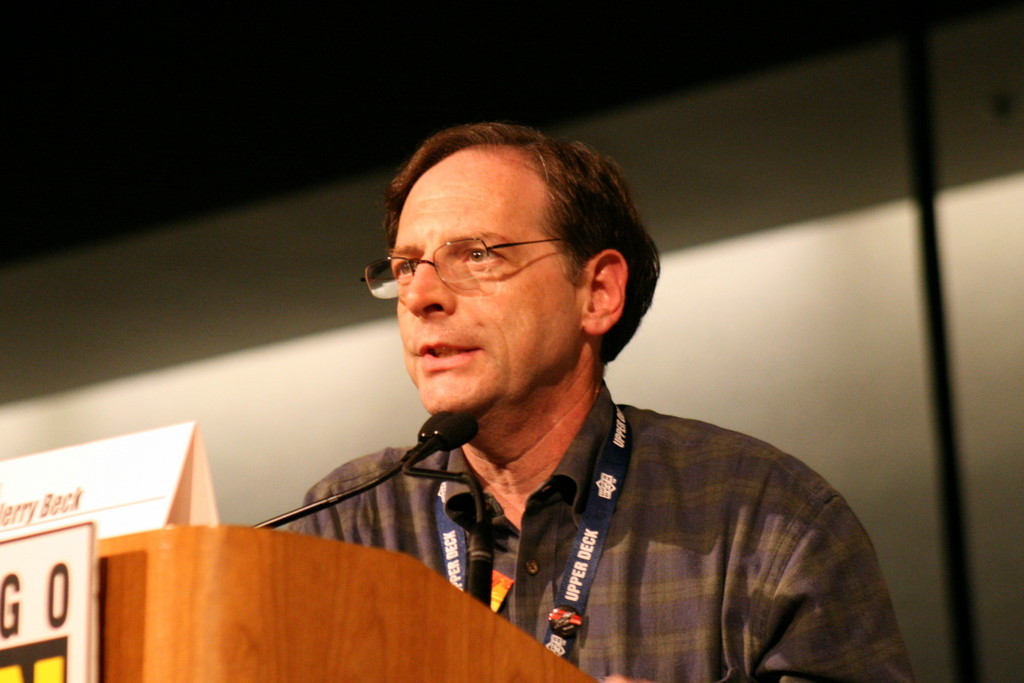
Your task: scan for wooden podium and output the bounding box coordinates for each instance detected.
[98,526,593,682]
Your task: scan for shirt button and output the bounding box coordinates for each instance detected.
[525,560,540,576]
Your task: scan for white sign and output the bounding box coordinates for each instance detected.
[0,422,219,542]
[0,523,96,683]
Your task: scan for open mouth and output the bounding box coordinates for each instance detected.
[421,344,476,359]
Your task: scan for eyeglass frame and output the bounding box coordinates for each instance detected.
[361,237,566,299]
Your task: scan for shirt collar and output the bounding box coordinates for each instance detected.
[552,384,617,521]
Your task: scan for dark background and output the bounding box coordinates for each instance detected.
[9,2,1017,266]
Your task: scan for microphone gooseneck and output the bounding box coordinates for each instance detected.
[254,412,478,529]
[402,413,493,606]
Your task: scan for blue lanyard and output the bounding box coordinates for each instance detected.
[434,405,632,659]
[435,480,467,591]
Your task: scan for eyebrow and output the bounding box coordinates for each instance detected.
[390,233,507,258]
[389,245,420,258]
[474,231,504,243]
[389,239,432,258]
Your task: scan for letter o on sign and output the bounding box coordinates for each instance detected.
[48,563,69,629]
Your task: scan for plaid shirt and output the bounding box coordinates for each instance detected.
[293,389,913,681]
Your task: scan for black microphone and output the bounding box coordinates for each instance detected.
[404,411,478,467]
[254,412,478,529]
[401,414,493,606]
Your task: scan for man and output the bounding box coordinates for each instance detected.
[294,122,914,681]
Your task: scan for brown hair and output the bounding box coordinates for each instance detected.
[383,122,659,363]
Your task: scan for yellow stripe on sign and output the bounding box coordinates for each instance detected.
[0,656,65,683]
[35,656,65,683]
[0,664,23,683]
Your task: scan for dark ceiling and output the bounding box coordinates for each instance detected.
[8,2,1017,267]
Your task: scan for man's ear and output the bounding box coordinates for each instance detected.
[581,249,628,337]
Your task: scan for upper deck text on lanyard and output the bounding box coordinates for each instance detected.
[434,405,632,660]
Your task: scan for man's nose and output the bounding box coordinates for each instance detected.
[400,261,452,314]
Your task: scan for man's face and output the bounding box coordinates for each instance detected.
[393,147,594,420]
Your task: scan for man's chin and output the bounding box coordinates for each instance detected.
[417,386,488,419]
[420,399,479,419]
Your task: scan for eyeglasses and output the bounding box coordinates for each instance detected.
[362,237,565,299]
